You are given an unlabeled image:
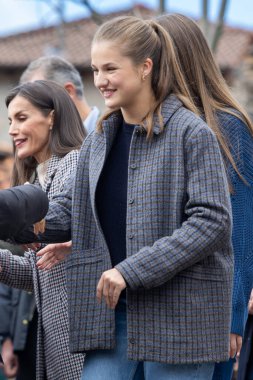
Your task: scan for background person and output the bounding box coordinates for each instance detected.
[0,55,100,379]
[36,15,233,380]
[0,145,24,380]
[0,80,86,380]
[156,13,253,380]
[0,182,48,379]
[0,145,13,190]
[20,55,99,134]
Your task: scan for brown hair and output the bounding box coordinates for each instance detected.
[92,15,200,138]
[157,13,253,182]
[6,80,86,185]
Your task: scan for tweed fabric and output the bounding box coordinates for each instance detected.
[0,151,84,380]
[43,94,234,364]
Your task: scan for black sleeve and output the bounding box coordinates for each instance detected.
[0,184,49,240]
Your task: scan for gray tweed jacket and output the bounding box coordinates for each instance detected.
[0,152,84,380]
[44,94,234,364]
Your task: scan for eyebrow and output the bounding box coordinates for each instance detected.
[91,62,117,68]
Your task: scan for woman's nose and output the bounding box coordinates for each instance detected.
[94,72,108,88]
[8,122,18,136]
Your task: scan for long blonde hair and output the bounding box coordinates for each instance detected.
[157,13,253,181]
[92,15,200,138]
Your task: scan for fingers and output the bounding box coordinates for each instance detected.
[230,334,237,358]
[236,335,242,358]
[33,219,46,235]
[2,356,18,378]
[22,243,41,251]
[37,253,57,270]
[36,244,55,257]
[36,244,58,270]
[96,276,104,304]
[109,285,122,309]
[229,333,242,358]
[249,301,253,315]
[36,242,71,270]
[248,291,253,315]
[96,269,126,309]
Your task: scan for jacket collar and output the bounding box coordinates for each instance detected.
[46,154,61,180]
[33,154,61,192]
[152,94,183,135]
[100,94,183,136]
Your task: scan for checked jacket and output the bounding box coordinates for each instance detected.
[43,94,234,364]
[0,152,84,380]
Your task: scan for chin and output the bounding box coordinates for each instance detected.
[16,151,30,160]
[104,99,119,109]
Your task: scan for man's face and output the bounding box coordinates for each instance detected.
[0,156,14,189]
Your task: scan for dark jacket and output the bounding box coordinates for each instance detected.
[237,315,253,380]
[0,184,48,240]
[0,282,35,351]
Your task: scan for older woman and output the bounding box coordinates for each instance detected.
[0,80,86,380]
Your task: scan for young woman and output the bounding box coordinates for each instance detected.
[157,14,253,380]
[0,80,86,380]
[36,16,233,379]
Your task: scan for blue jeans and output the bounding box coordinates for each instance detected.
[212,358,235,380]
[81,310,215,380]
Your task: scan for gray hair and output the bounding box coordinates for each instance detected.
[20,56,84,98]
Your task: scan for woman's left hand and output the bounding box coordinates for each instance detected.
[97,268,126,309]
[229,333,242,358]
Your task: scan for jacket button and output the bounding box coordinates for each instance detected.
[129,198,134,204]
[128,234,134,239]
[128,304,134,311]
[22,319,28,325]
[129,338,135,344]
[130,163,137,169]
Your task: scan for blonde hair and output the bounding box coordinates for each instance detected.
[157,13,253,182]
[92,15,200,138]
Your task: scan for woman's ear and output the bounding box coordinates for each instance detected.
[141,58,153,81]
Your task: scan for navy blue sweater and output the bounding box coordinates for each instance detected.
[219,112,253,336]
[96,120,135,267]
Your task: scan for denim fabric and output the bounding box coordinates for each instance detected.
[212,358,235,380]
[81,310,215,380]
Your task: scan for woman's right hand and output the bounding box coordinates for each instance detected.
[248,289,253,315]
[1,338,19,378]
[36,241,72,270]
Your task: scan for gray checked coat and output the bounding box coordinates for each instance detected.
[0,152,84,380]
[45,94,234,365]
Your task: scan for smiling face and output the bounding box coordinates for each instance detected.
[91,41,153,123]
[8,96,53,163]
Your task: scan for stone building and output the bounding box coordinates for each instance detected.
[0,5,252,143]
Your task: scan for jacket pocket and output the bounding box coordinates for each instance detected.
[66,248,103,268]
